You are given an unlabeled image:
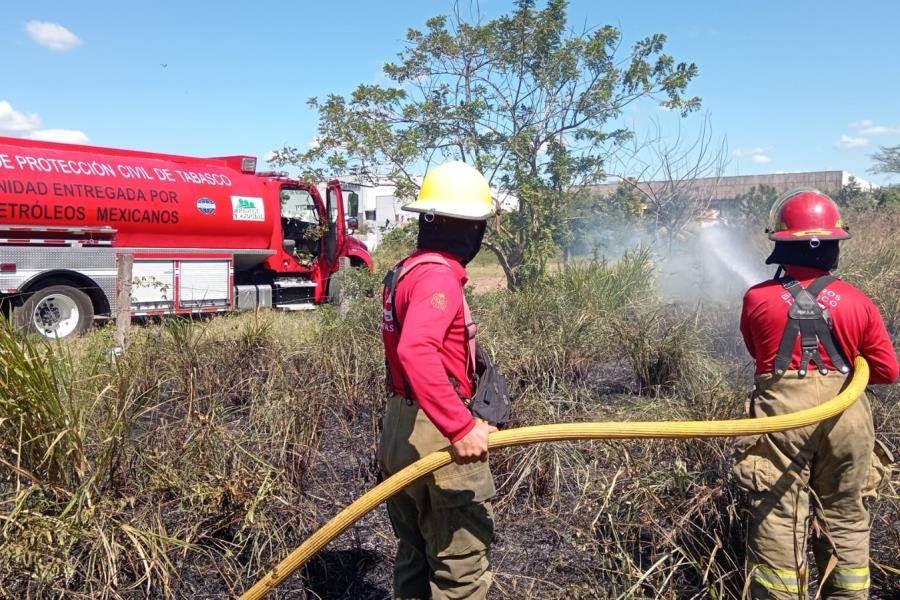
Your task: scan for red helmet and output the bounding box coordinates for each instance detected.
[766,188,850,241]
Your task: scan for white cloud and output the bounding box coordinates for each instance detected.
[834,134,869,149]
[25,21,82,52]
[732,146,770,158]
[26,129,90,144]
[732,145,773,165]
[835,119,899,151]
[0,100,42,132]
[849,119,900,136]
[0,99,88,144]
[859,124,900,135]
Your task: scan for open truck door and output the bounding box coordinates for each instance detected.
[323,181,347,268]
[322,181,349,304]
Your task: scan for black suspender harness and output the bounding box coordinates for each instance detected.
[773,275,850,377]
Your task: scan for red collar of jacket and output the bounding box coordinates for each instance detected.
[784,266,831,281]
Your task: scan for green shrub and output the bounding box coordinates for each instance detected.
[840,207,900,333]
[373,221,419,273]
[339,264,382,300]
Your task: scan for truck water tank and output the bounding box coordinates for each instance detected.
[0,137,278,250]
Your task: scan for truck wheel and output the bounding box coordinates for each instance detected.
[13,285,95,339]
[328,257,351,306]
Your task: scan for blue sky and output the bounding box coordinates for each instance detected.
[3,0,899,184]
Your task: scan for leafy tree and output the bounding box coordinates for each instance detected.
[558,183,645,258]
[601,182,645,224]
[723,184,777,230]
[272,0,700,288]
[374,220,420,272]
[870,145,900,175]
[595,183,646,254]
[875,185,900,208]
[835,176,878,211]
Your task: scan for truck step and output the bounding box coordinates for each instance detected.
[277,303,317,311]
[274,279,317,288]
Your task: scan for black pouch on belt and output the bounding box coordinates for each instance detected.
[468,344,512,428]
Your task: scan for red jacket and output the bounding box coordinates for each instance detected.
[741,266,899,384]
[383,250,476,443]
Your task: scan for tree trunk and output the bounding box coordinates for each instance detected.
[481,240,518,290]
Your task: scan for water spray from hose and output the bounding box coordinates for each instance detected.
[698,225,768,288]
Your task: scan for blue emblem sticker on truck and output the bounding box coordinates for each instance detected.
[197,197,216,215]
[231,196,265,222]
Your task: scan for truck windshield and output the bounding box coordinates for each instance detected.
[281,189,319,224]
[281,187,322,265]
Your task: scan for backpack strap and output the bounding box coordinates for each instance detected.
[461,297,477,379]
[773,275,850,377]
[383,264,413,399]
[384,254,478,397]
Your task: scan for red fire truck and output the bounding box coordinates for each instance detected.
[0,136,372,338]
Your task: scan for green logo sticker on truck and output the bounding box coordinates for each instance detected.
[231,196,265,222]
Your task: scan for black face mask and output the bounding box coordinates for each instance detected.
[417,214,486,264]
[766,240,840,271]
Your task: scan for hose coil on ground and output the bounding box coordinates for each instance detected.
[239,357,869,599]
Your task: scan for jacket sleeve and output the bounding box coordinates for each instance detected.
[396,266,476,443]
[859,299,899,385]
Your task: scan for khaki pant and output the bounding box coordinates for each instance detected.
[378,395,496,600]
[732,371,893,599]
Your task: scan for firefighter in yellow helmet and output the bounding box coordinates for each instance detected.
[379,161,497,599]
[403,160,496,220]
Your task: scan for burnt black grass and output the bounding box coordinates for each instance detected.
[1,210,898,598]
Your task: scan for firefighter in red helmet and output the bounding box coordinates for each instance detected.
[735,188,898,598]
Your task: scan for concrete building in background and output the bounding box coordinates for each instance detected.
[340,179,407,228]
[341,178,518,228]
[341,170,874,226]
[341,169,873,249]
[587,170,875,202]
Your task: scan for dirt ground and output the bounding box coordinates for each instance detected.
[466,254,508,294]
[267,380,647,599]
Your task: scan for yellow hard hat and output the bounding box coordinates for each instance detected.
[403,161,495,221]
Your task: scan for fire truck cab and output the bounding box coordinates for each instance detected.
[0,136,373,339]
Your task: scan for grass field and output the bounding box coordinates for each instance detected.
[1,209,898,599]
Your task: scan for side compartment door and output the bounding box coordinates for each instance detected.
[178,260,231,309]
[131,260,176,312]
[323,180,347,267]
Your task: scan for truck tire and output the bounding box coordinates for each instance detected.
[13,284,95,339]
[328,257,351,311]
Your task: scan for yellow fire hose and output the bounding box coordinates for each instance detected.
[239,357,869,599]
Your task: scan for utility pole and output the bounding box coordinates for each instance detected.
[114,254,133,353]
